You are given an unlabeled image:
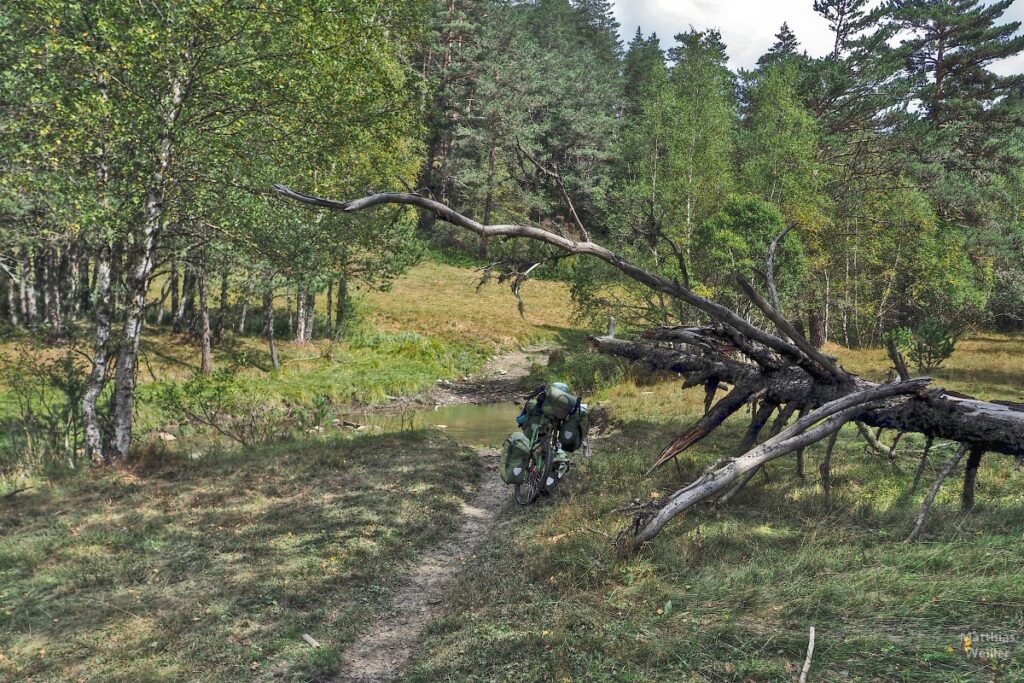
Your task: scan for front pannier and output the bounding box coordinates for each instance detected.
[500,431,532,484]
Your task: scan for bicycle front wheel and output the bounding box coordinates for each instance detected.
[514,431,555,505]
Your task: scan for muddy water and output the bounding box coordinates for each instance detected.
[346,401,521,447]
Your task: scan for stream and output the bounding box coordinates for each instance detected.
[344,401,521,448]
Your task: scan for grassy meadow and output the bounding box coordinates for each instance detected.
[0,431,480,682]
[405,336,1024,682]
[2,260,1023,682]
[0,262,576,475]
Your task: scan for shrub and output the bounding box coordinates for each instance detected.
[0,345,87,475]
[155,369,291,446]
[528,350,632,396]
[887,318,959,373]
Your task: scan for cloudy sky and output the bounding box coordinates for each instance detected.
[610,0,1024,76]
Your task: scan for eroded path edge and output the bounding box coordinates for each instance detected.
[330,448,507,683]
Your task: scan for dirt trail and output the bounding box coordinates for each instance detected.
[348,346,551,416]
[330,449,507,683]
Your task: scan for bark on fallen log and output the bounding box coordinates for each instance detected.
[591,335,1024,461]
[626,379,931,546]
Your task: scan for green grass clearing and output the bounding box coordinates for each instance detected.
[0,430,479,682]
[402,339,1024,682]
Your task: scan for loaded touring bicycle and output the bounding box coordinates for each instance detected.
[500,382,590,504]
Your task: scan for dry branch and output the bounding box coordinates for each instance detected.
[591,335,1024,460]
[626,379,929,547]
[906,444,969,541]
[799,626,816,683]
[274,185,1024,547]
[273,186,833,379]
[910,435,934,493]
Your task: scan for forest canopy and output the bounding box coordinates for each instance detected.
[2,0,1023,463]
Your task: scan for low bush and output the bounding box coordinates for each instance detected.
[526,349,633,396]
[0,345,87,476]
[155,368,292,446]
[887,317,960,372]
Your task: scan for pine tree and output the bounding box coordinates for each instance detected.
[887,0,1024,124]
[758,22,802,67]
[814,0,876,57]
[623,29,665,111]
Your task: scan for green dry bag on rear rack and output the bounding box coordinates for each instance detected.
[560,403,589,453]
[542,382,578,420]
[501,431,531,485]
[519,397,546,438]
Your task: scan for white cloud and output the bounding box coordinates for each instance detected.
[612,0,1024,75]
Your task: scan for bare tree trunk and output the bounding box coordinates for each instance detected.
[198,266,212,374]
[286,288,294,336]
[155,279,170,326]
[174,266,193,333]
[19,246,38,328]
[78,252,92,315]
[263,288,280,370]
[303,290,315,342]
[214,270,228,344]
[480,141,496,259]
[110,70,188,461]
[182,269,197,335]
[169,256,180,328]
[44,247,62,335]
[808,307,826,349]
[82,245,113,463]
[237,275,254,334]
[68,244,81,320]
[295,286,307,343]
[335,277,348,334]
[6,270,18,327]
[325,281,333,338]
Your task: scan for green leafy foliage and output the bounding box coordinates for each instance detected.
[0,346,86,474]
[889,318,960,372]
[156,369,290,447]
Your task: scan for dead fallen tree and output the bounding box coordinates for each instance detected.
[274,185,1024,550]
[591,333,1024,462]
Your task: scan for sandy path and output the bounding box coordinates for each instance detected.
[329,449,507,682]
[346,346,551,417]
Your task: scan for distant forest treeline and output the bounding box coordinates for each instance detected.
[1,0,1022,462]
[417,0,1024,345]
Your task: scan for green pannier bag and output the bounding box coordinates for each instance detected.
[501,431,531,485]
[521,397,546,437]
[541,382,578,420]
[560,403,589,453]
[546,448,570,489]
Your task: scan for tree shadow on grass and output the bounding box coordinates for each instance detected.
[0,430,479,682]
